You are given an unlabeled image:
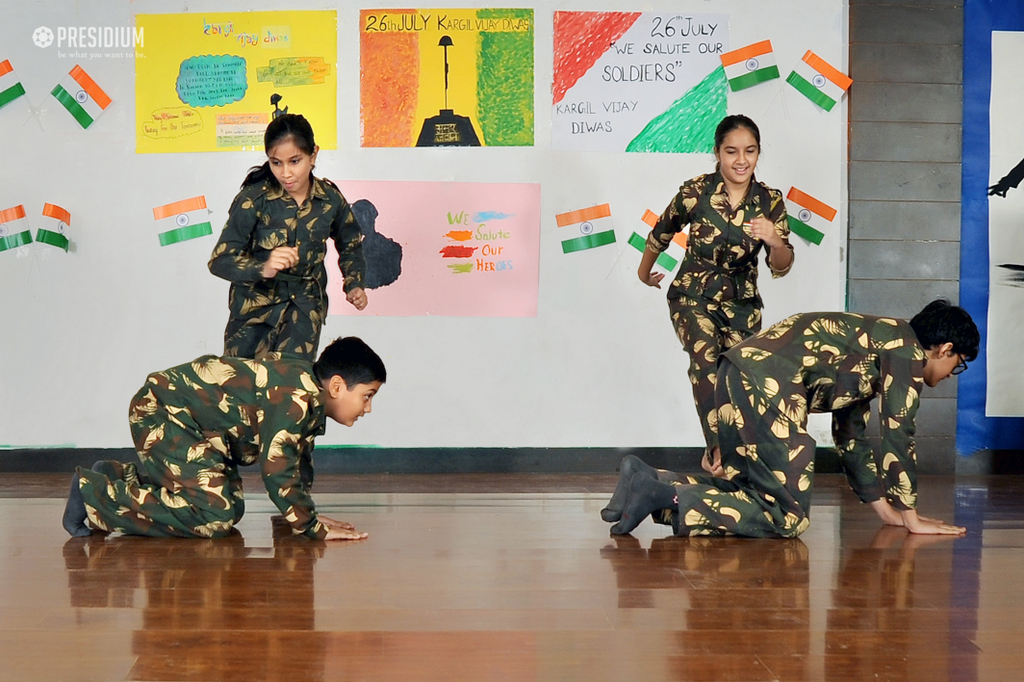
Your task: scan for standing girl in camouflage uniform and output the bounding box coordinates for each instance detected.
[209,114,368,362]
[637,115,794,475]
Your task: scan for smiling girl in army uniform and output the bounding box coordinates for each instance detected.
[637,115,795,477]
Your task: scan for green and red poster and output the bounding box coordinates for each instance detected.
[552,11,728,153]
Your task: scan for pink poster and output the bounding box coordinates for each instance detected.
[327,180,541,317]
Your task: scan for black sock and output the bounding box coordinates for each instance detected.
[62,472,91,538]
[610,475,678,536]
[601,455,660,522]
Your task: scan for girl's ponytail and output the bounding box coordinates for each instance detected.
[241,161,274,189]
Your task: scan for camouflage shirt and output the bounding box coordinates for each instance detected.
[725,312,927,510]
[140,354,329,539]
[647,172,793,304]
[209,176,366,320]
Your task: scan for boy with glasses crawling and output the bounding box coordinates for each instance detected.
[603,299,979,538]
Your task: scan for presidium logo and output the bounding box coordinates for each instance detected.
[32,24,144,50]
[32,27,54,48]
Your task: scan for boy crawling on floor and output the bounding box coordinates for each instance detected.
[63,337,384,541]
[603,300,979,538]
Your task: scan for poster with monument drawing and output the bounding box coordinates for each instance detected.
[359,8,534,148]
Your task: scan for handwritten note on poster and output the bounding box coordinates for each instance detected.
[326,180,540,316]
[552,11,729,153]
[135,11,337,153]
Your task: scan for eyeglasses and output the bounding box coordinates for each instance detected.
[951,356,968,376]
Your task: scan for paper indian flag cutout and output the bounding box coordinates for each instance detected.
[627,208,687,270]
[0,205,33,253]
[0,60,26,109]
[785,51,852,112]
[721,41,780,92]
[37,203,71,251]
[786,188,836,245]
[51,65,111,128]
[152,196,213,247]
[555,203,616,253]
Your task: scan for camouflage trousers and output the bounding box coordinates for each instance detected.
[224,294,324,362]
[658,357,816,538]
[77,385,246,538]
[668,294,761,452]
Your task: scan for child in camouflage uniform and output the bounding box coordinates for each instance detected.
[603,300,979,538]
[209,114,368,362]
[637,115,794,476]
[62,337,385,541]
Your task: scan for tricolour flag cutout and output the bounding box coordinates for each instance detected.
[51,65,111,128]
[627,208,687,270]
[785,51,852,112]
[0,205,33,253]
[786,188,836,245]
[152,196,213,246]
[721,40,780,92]
[555,203,616,253]
[37,203,71,251]
[0,60,26,109]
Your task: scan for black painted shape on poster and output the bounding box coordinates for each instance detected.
[353,199,403,289]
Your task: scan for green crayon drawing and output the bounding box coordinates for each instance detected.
[476,8,534,146]
[447,263,474,274]
[627,65,727,153]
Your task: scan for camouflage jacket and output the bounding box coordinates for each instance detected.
[647,172,793,304]
[725,312,927,510]
[209,176,366,318]
[141,354,329,539]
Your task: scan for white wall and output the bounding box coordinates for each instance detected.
[0,0,847,449]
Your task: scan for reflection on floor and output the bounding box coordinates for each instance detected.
[2,473,1022,681]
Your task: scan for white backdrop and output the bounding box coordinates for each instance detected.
[986,31,1024,417]
[0,0,847,449]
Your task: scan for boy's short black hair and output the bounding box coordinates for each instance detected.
[313,337,386,387]
[909,299,980,362]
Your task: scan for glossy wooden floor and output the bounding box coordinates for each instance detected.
[2,472,1023,682]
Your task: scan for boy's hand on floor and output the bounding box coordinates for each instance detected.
[901,510,966,536]
[870,499,905,526]
[320,515,368,540]
[325,526,368,541]
[320,515,356,531]
[905,521,966,535]
[873,500,957,532]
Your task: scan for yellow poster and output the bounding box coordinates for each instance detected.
[135,11,337,153]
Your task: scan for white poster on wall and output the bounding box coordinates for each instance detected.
[985,31,1024,416]
[551,11,728,153]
